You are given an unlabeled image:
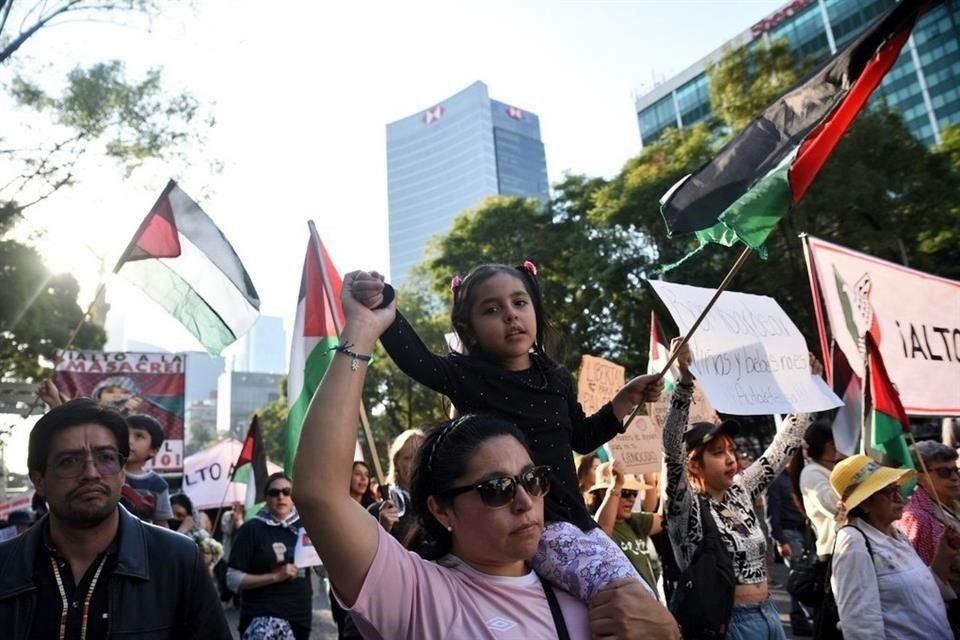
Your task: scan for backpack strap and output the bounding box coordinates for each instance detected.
[539,575,571,640]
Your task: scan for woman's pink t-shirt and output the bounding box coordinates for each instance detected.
[339,527,590,639]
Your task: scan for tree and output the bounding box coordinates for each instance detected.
[251,377,289,467]
[707,38,802,133]
[185,419,217,456]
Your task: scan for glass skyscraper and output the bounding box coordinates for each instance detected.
[635,0,960,147]
[386,81,548,285]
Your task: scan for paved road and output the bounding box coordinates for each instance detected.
[225,563,803,639]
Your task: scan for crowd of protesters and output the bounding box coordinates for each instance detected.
[1,259,958,639]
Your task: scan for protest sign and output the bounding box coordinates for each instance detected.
[294,528,323,568]
[182,439,282,509]
[607,415,662,475]
[648,381,719,432]
[578,355,626,416]
[805,236,960,415]
[53,351,186,472]
[649,280,842,415]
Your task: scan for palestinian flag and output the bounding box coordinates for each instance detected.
[866,332,914,472]
[115,180,260,354]
[647,311,676,391]
[830,343,861,456]
[233,414,269,509]
[659,0,933,265]
[284,222,345,474]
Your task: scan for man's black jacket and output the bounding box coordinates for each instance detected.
[0,505,231,639]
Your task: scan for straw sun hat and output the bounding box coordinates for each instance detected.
[830,454,915,513]
[588,461,650,494]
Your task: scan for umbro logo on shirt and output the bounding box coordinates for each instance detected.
[485,616,518,632]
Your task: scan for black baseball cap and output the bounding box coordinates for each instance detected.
[682,420,739,449]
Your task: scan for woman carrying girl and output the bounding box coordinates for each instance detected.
[349,262,666,610]
[292,272,679,639]
[662,338,817,639]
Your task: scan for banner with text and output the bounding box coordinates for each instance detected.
[648,280,842,415]
[577,355,626,417]
[182,439,282,510]
[53,351,186,472]
[805,236,960,415]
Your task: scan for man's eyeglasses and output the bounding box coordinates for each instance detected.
[928,467,960,480]
[442,465,551,509]
[51,450,125,479]
[265,487,292,498]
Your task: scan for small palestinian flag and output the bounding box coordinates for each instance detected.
[233,414,270,509]
[284,222,345,474]
[647,311,676,391]
[115,180,260,354]
[660,0,934,265]
[866,332,913,472]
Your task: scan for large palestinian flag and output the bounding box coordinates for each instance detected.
[115,180,260,354]
[660,0,934,263]
[284,222,345,474]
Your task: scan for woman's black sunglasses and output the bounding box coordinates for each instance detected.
[442,465,551,508]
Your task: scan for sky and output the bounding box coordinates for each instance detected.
[2,0,787,472]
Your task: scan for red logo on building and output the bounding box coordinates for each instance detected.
[506,105,524,120]
[423,105,445,125]
[751,0,813,39]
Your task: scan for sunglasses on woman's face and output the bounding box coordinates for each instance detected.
[266,487,292,498]
[443,465,551,508]
[620,489,639,500]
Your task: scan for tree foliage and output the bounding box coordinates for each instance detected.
[250,376,289,468]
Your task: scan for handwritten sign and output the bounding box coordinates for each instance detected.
[578,355,626,417]
[648,381,719,432]
[648,280,842,415]
[608,415,662,475]
[294,528,322,568]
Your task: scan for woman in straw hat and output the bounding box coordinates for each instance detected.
[587,459,662,596]
[662,339,818,639]
[829,454,957,639]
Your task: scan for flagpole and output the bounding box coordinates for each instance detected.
[800,234,833,385]
[623,246,753,430]
[307,222,386,484]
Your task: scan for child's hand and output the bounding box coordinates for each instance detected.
[809,352,825,378]
[623,374,664,405]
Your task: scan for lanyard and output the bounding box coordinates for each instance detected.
[49,554,109,640]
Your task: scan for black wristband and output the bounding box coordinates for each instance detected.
[330,342,372,371]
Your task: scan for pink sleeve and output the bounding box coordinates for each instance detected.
[336,526,459,640]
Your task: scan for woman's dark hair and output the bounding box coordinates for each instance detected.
[577,453,599,493]
[28,399,130,474]
[265,471,291,494]
[410,414,529,560]
[350,462,375,507]
[804,419,834,460]
[449,263,553,361]
[170,492,194,514]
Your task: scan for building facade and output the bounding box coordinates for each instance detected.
[386,81,548,285]
[635,0,960,147]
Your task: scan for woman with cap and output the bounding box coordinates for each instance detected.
[829,454,957,639]
[662,339,817,639]
[587,460,662,597]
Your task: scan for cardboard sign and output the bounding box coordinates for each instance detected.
[647,381,719,432]
[649,280,841,415]
[294,528,322,568]
[607,415,662,475]
[578,355,626,417]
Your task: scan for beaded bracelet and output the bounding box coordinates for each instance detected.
[329,342,372,371]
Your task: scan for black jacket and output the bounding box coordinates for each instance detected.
[0,505,231,639]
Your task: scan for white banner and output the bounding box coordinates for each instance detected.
[649,280,842,415]
[805,236,960,415]
[182,439,282,510]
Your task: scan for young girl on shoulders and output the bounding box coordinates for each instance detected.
[349,261,665,607]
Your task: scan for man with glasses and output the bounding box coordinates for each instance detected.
[0,399,230,639]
